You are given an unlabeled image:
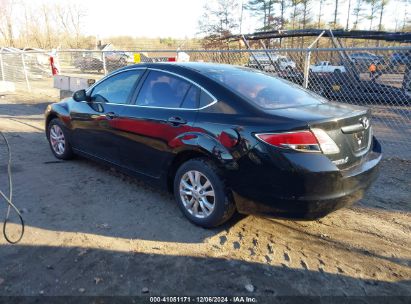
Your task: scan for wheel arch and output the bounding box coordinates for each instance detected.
[166,149,212,193]
[165,129,242,192]
[45,112,59,131]
[45,104,70,138]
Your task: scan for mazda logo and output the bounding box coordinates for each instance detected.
[360,117,370,130]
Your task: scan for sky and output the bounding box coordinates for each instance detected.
[81,0,206,38]
[22,0,411,39]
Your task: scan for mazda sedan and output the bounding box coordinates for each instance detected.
[45,62,381,227]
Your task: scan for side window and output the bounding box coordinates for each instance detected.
[90,70,143,104]
[180,86,200,109]
[199,91,214,108]
[136,71,191,108]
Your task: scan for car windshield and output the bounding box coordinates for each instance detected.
[202,65,325,109]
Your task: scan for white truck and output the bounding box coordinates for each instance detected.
[248,53,296,71]
[309,61,346,73]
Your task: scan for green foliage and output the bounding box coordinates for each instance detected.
[198,0,240,48]
[246,0,280,31]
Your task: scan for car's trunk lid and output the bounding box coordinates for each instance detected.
[266,102,373,169]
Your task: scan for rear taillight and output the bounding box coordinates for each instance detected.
[256,129,340,154]
[256,131,320,153]
[311,128,340,154]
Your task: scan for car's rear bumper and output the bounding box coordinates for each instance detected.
[230,138,382,220]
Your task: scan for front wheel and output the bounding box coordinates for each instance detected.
[47,118,74,160]
[174,158,235,228]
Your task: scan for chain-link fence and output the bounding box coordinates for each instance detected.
[1,47,410,159]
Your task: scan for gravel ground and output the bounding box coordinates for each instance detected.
[0,93,410,300]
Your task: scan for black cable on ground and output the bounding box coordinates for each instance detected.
[0,131,24,244]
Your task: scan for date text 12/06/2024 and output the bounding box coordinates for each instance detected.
[149,296,258,303]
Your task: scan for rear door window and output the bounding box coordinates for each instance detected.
[200,91,214,108]
[136,70,191,108]
[180,86,200,109]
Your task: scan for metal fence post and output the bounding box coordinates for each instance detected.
[303,31,325,89]
[0,51,5,81]
[303,51,311,89]
[102,51,107,75]
[21,52,31,91]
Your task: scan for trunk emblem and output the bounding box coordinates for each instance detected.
[360,117,370,130]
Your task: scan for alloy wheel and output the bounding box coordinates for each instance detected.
[49,124,66,155]
[179,170,215,219]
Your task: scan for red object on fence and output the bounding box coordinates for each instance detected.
[49,56,59,75]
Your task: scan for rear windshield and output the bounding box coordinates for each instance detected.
[203,66,325,109]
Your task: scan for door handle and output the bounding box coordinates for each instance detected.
[105,112,118,119]
[167,116,187,126]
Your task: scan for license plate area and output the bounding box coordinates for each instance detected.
[350,127,372,155]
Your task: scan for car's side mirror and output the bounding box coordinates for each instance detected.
[73,89,90,102]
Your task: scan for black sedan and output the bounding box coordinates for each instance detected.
[45,62,381,227]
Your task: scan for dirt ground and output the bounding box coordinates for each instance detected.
[0,93,410,300]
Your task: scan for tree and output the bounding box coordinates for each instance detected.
[300,0,311,30]
[277,0,288,47]
[365,0,379,30]
[0,0,16,47]
[246,0,277,31]
[55,2,86,48]
[352,0,364,29]
[289,0,302,47]
[333,0,340,28]
[377,0,389,31]
[289,0,302,31]
[298,0,311,49]
[278,0,288,29]
[402,1,411,31]
[198,0,240,48]
[346,0,352,29]
[317,0,329,28]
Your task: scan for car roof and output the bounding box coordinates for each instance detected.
[117,62,248,75]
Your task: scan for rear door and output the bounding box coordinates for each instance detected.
[115,69,204,177]
[69,69,145,164]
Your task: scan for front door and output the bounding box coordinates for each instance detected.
[69,69,145,165]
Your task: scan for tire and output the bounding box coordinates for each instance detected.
[47,118,74,160]
[173,158,236,228]
[334,69,341,73]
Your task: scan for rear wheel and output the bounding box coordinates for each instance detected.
[174,158,235,228]
[47,118,74,160]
